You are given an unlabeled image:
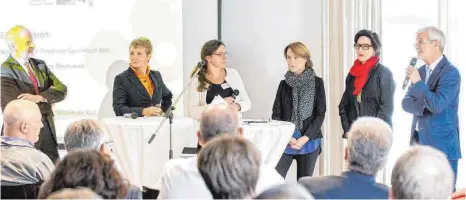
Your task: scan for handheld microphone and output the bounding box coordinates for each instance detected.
[403,57,418,90]
[123,112,138,119]
[231,89,240,99]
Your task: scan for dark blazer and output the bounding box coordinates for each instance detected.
[338,63,395,137]
[299,171,389,199]
[113,67,173,117]
[402,56,461,160]
[1,56,67,143]
[272,76,326,141]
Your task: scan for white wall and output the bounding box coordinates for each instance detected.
[221,0,323,119]
[182,0,218,147]
[182,0,218,114]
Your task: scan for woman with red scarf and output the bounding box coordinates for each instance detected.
[338,30,395,138]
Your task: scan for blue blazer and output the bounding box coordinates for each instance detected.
[299,171,388,199]
[402,56,461,160]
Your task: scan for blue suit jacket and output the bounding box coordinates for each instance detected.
[298,171,388,199]
[402,56,461,160]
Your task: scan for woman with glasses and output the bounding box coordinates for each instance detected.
[273,42,326,179]
[187,39,251,119]
[338,29,395,138]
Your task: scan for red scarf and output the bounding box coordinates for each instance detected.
[349,56,379,95]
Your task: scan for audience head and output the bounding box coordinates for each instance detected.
[284,42,313,75]
[345,117,393,176]
[198,135,261,199]
[354,29,381,63]
[5,25,34,59]
[255,183,314,199]
[415,26,445,62]
[64,119,110,154]
[46,188,102,199]
[192,39,227,91]
[129,36,152,69]
[2,99,43,144]
[390,146,453,199]
[197,104,242,146]
[46,150,128,199]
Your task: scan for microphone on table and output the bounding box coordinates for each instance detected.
[403,57,418,90]
[123,112,138,119]
[231,89,240,99]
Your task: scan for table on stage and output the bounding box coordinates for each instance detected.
[101,117,294,189]
[101,116,197,189]
[240,120,295,166]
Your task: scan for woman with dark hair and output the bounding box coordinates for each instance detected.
[38,150,128,199]
[187,39,251,120]
[338,29,395,138]
[272,42,326,180]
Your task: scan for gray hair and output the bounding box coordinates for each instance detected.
[347,117,393,176]
[64,119,105,152]
[391,146,453,199]
[255,183,314,199]
[199,104,239,143]
[198,135,260,199]
[417,26,446,53]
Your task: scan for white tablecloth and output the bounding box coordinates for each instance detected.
[101,116,196,189]
[241,120,295,167]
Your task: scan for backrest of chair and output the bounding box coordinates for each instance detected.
[1,182,43,199]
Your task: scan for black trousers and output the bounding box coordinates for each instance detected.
[275,148,320,180]
[35,117,59,164]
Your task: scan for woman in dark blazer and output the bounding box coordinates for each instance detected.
[338,29,395,138]
[113,37,172,117]
[272,42,326,180]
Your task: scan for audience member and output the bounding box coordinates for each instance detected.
[38,150,128,199]
[157,104,283,198]
[1,99,54,186]
[255,183,314,199]
[299,117,392,199]
[390,145,454,199]
[46,187,103,199]
[198,135,260,199]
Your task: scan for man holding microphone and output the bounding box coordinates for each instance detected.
[402,26,461,186]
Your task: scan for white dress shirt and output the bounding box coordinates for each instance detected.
[12,55,36,77]
[156,156,284,199]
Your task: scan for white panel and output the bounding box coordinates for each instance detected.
[221,0,322,119]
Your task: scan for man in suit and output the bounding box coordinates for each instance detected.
[113,37,172,117]
[1,26,67,163]
[299,117,392,199]
[402,26,461,185]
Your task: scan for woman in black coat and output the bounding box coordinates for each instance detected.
[338,29,395,138]
[272,42,326,180]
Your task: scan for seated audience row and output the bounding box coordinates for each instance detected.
[1,100,463,199]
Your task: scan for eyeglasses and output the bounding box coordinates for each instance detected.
[104,141,115,152]
[413,40,433,47]
[212,52,230,58]
[354,44,372,50]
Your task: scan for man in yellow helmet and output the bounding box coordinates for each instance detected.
[1,25,67,163]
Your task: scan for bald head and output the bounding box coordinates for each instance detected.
[5,25,35,60]
[3,99,43,143]
[198,104,241,145]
